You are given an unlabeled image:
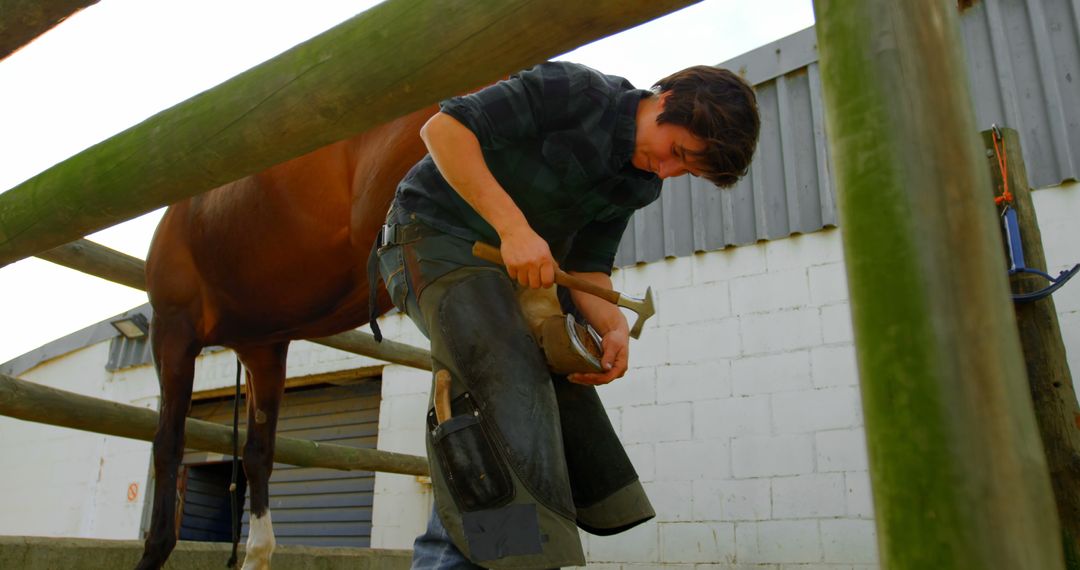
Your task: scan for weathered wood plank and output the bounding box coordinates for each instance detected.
[814,1,1063,568]
[982,127,1080,568]
[34,238,433,370]
[0,373,429,476]
[0,0,701,266]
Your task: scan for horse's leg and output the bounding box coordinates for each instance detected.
[237,342,289,570]
[136,319,199,570]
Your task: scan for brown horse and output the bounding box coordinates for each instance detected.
[135,106,435,570]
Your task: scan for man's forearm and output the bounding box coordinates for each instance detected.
[567,272,629,335]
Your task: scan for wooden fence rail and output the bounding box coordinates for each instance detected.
[0,0,700,266]
[0,372,429,476]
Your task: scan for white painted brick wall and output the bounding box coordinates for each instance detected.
[741,308,823,355]
[771,474,847,519]
[772,387,862,434]
[693,478,771,522]
[623,403,693,444]
[731,269,811,314]
[732,351,813,395]
[735,520,822,564]
[732,435,815,478]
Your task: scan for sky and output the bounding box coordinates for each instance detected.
[0,0,815,365]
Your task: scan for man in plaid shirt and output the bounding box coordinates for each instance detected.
[375,61,759,569]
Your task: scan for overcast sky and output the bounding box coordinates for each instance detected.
[0,0,815,365]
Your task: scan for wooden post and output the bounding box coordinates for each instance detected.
[36,238,433,370]
[0,0,701,266]
[814,1,1064,568]
[982,127,1080,568]
[0,0,99,60]
[0,373,429,476]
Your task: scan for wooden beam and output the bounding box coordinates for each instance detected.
[0,373,429,476]
[0,0,701,266]
[982,127,1080,567]
[35,238,433,370]
[37,238,145,290]
[0,0,99,60]
[814,2,1064,569]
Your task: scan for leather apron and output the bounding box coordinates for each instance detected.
[373,214,654,568]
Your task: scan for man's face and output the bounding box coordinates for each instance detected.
[632,92,707,180]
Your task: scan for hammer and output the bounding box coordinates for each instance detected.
[472,242,655,339]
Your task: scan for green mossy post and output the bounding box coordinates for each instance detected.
[0,0,99,60]
[814,2,1064,569]
[0,0,701,267]
[0,373,430,476]
[982,127,1080,569]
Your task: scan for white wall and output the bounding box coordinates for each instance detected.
[0,342,156,539]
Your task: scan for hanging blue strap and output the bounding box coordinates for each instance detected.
[1001,205,1080,303]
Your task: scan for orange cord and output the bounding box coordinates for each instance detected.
[992,129,1012,206]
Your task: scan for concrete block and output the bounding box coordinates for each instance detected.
[821,303,854,344]
[655,440,731,481]
[658,282,731,326]
[772,387,862,434]
[764,229,844,272]
[816,429,869,473]
[625,443,655,482]
[668,319,741,363]
[732,435,814,478]
[587,520,659,563]
[692,395,771,440]
[382,392,430,432]
[808,262,850,307]
[732,351,813,396]
[735,520,822,564]
[631,332,670,369]
[731,269,810,314]
[622,403,693,444]
[622,256,694,293]
[657,361,732,403]
[597,367,657,408]
[845,472,875,519]
[643,481,693,522]
[659,522,736,563]
[810,345,859,388]
[821,519,879,564]
[771,473,846,519]
[0,536,413,570]
[692,246,768,284]
[741,308,823,356]
[380,365,431,397]
[693,478,771,522]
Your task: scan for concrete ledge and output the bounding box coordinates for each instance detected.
[0,536,412,569]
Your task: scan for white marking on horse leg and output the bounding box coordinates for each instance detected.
[241,511,276,570]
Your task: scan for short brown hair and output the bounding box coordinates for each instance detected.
[653,66,760,188]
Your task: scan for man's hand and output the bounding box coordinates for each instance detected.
[568,326,629,385]
[500,228,556,288]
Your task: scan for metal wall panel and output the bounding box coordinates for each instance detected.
[186,381,381,548]
[616,0,1080,266]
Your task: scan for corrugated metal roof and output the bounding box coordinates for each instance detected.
[617,0,1080,266]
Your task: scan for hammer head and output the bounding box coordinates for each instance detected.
[624,286,655,339]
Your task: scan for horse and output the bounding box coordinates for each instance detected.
[134,105,436,570]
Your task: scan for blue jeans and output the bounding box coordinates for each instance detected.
[411,506,485,570]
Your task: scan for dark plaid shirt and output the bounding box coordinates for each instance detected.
[394,61,662,274]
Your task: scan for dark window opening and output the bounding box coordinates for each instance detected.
[179,462,248,543]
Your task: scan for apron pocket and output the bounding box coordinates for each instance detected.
[431,404,514,512]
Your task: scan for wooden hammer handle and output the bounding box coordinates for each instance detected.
[434,369,452,425]
[472,242,620,305]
